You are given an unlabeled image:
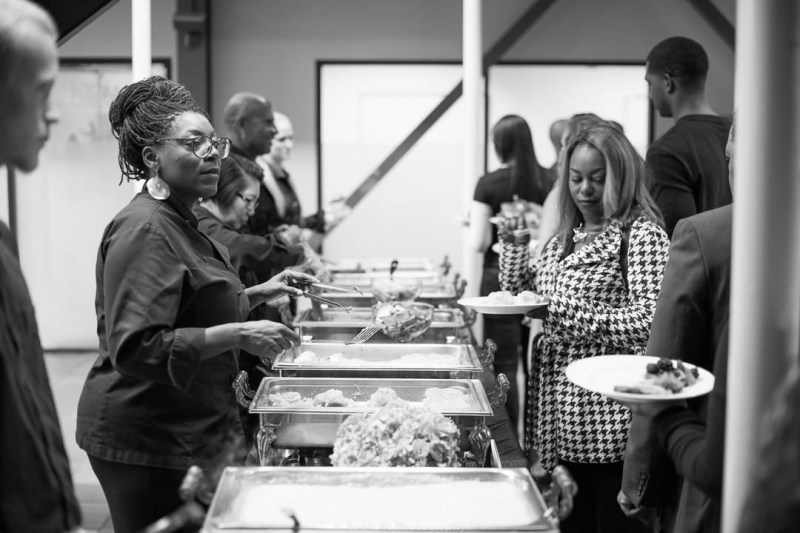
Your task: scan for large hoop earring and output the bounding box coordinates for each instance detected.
[146,168,170,200]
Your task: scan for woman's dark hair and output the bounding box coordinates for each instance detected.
[492,114,548,203]
[210,154,262,209]
[108,75,208,182]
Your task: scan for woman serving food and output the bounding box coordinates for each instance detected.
[497,125,669,533]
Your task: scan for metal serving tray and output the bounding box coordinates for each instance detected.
[316,283,459,308]
[330,270,444,287]
[327,256,436,273]
[273,342,483,378]
[249,377,491,450]
[202,466,558,532]
[293,307,471,344]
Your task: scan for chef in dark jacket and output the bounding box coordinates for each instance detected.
[76,76,315,533]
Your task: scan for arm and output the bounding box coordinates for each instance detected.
[621,218,717,507]
[497,217,537,294]
[548,222,669,345]
[468,201,493,254]
[102,224,298,391]
[211,222,305,272]
[647,151,697,237]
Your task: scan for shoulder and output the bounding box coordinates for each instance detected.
[103,194,178,244]
[628,216,669,246]
[476,168,511,187]
[674,204,732,241]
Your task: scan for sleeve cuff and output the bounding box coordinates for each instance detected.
[167,328,205,392]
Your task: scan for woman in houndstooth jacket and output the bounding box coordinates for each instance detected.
[498,125,669,533]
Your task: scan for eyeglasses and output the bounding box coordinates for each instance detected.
[236,193,259,209]
[152,135,231,159]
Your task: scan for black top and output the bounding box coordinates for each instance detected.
[246,161,324,236]
[194,205,304,283]
[473,166,549,267]
[1,221,82,532]
[77,192,249,469]
[646,114,732,237]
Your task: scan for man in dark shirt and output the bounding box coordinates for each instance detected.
[644,36,731,237]
[0,1,83,531]
[220,93,306,276]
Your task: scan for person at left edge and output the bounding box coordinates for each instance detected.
[76,76,317,533]
[0,1,83,531]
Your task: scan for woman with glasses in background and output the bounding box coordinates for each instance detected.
[76,76,317,533]
[195,155,317,453]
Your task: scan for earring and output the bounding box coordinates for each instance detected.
[146,168,170,200]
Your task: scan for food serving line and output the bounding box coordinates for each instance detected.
[198,257,561,532]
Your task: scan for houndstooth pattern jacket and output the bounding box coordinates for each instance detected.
[499,215,669,472]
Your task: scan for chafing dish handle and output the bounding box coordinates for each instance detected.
[232,371,255,408]
[479,338,497,368]
[488,373,511,408]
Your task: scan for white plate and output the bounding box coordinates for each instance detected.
[565,355,715,403]
[457,296,548,315]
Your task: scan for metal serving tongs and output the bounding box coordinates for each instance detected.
[288,278,359,313]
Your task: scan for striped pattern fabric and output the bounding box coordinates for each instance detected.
[499,216,669,472]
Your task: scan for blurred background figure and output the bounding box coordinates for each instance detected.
[0,1,84,531]
[254,111,349,252]
[644,36,731,237]
[547,118,568,181]
[469,114,551,439]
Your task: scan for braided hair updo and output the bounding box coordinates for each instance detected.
[108,75,208,182]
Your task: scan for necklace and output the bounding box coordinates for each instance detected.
[572,222,604,243]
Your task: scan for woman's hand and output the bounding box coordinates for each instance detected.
[497,215,530,245]
[257,270,319,301]
[237,320,300,355]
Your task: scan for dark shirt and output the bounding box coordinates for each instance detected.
[194,205,305,284]
[473,166,549,267]
[76,193,249,469]
[247,160,324,236]
[646,114,732,237]
[1,221,82,532]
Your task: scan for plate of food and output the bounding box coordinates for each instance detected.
[458,290,548,315]
[565,355,714,403]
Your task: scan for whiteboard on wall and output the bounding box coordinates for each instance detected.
[487,63,651,169]
[16,60,169,350]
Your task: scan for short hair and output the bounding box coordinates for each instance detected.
[646,36,709,88]
[222,92,269,132]
[108,75,208,182]
[0,0,57,89]
[556,125,663,252]
[211,155,261,209]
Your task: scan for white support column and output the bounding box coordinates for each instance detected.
[131,0,151,194]
[132,0,152,82]
[724,0,800,529]
[462,0,484,312]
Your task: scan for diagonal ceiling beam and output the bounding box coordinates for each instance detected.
[685,0,736,50]
[343,0,559,210]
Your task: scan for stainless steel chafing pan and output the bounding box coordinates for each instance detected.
[202,466,559,532]
[272,342,491,379]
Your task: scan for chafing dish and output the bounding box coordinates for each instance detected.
[202,466,558,532]
[315,279,465,308]
[235,376,509,468]
[328,256,437,273]
[273,342,491,379]
[293,306,474,344]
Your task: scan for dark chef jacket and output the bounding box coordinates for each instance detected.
[77,192,249,469]
[1,221,82,532]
